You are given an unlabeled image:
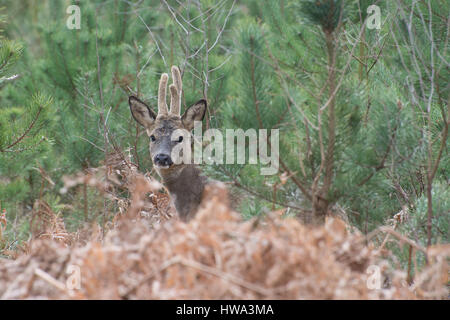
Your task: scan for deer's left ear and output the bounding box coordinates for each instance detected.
[181,99,207,131]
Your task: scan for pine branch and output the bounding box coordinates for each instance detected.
[0,104,44,153]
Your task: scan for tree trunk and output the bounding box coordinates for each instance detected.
[314,29,337,222]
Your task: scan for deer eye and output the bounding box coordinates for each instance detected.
[150,135,156,142]
[177,136,183,143]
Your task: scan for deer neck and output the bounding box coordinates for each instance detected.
[157,164,206,221]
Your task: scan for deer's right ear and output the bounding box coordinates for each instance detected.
[129,96,157,129]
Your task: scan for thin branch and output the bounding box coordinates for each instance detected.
[137,14,167,68]
[0,105,44,152]
[207,0,235,53]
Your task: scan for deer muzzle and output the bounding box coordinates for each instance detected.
[154,153,173,168]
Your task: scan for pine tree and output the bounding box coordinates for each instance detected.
[0,17,51,155]
[0,0,447,269]
[0,12,52,248]
[216,0,448,236]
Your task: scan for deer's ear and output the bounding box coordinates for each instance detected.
[181,99,207,131]
[129,96,157,129]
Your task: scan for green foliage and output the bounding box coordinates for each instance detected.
[0,14,53,235]
[405,182,449,246]
[387,181,449,273]
[0,0,448,276]
[299,0,347,32]
[0,93,52,153]
[0,40,22,78]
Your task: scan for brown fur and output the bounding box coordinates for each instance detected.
[129,66,208,222]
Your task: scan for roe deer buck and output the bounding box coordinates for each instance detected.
[128,66,209,222]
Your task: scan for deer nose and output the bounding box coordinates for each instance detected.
[154,154,173,167]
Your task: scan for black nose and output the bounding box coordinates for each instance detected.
[154,154,173,166]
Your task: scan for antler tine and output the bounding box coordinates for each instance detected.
[169,84,179,115]
[170,66,182,115]
[158,73,169,115]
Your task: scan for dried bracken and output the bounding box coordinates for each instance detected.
[0,175,448,299]
[0,152,447,300]
[0,207,6,242]
[31,200,72,246]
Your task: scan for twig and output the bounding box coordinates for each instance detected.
[207,0,236,53]
[366,226,427,254]
[34,268,68,293]
[122,256,182,298]
[0,105,43,152]
[137,14,167,67]
[178,257,273,297]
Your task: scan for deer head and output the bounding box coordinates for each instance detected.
[129,66,207,172]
